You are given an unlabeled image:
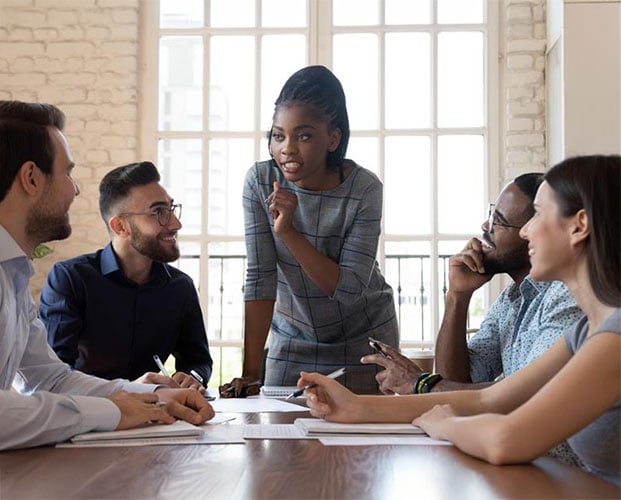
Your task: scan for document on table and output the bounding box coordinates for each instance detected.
[318,436,453,446]
[210,397,306,413]
[243,424,314,440]
[70,420,203,442]
[56,414,243,448]
[294,418,425,435]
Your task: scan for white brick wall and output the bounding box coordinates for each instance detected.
[0,0,140,297]
[502,0,547,182]
[0,0,548,298]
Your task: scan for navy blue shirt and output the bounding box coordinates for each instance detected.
[39,244,212,384]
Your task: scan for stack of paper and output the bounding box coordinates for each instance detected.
[70,420,203,443]
[294,418,425,436]
[260,386,299,398]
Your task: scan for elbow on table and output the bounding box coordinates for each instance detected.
[481,426,536,466]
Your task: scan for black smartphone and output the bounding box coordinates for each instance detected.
[368,337,389,358]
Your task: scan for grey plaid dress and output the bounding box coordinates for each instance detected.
[243,160,399,393]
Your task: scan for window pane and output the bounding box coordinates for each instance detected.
[333,0,379,25]
[158,139,203,235]
[210,37,255,131]
[208,138,254,236]
[347,137,378,175]
[384,241,432,343]
[333,34,378,130]
[211,0,255,27]
[207,254,246,341]
[176,242,201,287]
[160,0,203,28]
[261,35,307,130]
[159,37,203,131]
[437,0,484,24]
[437,31,484,127]
[384,136,430,234]
[385,0,431,24]
[385,33,430,129]
[209,347,243,387]
[437,135,484,234]
[262,0,306,27]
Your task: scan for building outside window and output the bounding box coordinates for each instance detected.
[141,0,499,385]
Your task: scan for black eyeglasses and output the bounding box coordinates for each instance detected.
[120,204,182,226]
[487,203,522,230]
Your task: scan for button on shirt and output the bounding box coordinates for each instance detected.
[0,225,155,450]
[468,277,583,383]
[40,244,212,384]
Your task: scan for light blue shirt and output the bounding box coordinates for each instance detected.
[0,225,156,450]
[468,276,583,382]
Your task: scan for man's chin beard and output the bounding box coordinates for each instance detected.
[26,216,71,245]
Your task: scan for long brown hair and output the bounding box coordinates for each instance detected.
[545,155,620,307]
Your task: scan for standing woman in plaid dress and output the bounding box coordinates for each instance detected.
[223,65,399,395]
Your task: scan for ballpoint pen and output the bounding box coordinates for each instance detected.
[368,337,390,358]
[153,354,170,377]
[285,367,346,400]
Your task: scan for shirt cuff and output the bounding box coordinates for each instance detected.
[71,395,122,432]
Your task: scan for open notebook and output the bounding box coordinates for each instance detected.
[70,420,203,442]
[294,418,425,435]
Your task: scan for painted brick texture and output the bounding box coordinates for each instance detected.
[0,0,140,296]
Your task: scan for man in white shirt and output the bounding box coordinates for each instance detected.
[0,100,214,450]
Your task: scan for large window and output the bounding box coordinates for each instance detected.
[141,0,499,385]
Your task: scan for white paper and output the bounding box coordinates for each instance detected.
[70,420,202,442]
[318,436,453,446]
[294,418,425,435]
[202,413,237,426]
[243,424,314,439]
[210,398,306,413]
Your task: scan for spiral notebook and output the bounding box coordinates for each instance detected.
[260,386,299,398]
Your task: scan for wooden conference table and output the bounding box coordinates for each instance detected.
[0,408,618,499]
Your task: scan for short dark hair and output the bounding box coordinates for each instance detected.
[513,172,544,219]
[269,65,350,175]
[545,155,620,307]
[99,161,160,226]
[0,101,65,203]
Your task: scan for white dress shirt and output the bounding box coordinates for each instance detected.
[0,225,156,450]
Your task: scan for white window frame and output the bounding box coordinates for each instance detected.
[139,0,500,358]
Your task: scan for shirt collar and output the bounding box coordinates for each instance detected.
[0,224,35,285]
[100,242,171,285]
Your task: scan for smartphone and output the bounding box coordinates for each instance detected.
[368,337,389,358]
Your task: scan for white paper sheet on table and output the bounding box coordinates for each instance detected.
[318,435,453,446]
[56,414,243,448]
[243,424,314,439]
[210,397,306,413]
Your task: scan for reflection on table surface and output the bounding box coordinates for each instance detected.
[0,411,618,499]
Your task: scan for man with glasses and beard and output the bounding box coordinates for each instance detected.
[364,173,582,392]
[40,162,212,392]
[0,101,212,450]
[362,173,584,466]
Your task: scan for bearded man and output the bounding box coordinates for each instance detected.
[40,161,212,390]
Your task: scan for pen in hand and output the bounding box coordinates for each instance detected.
[153,354,170,378]
[286,367,346,400]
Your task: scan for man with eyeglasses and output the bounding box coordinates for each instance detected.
[40,162,213,391]
[362,173,583,465]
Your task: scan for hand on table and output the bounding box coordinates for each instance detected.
[219,376,261,398]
